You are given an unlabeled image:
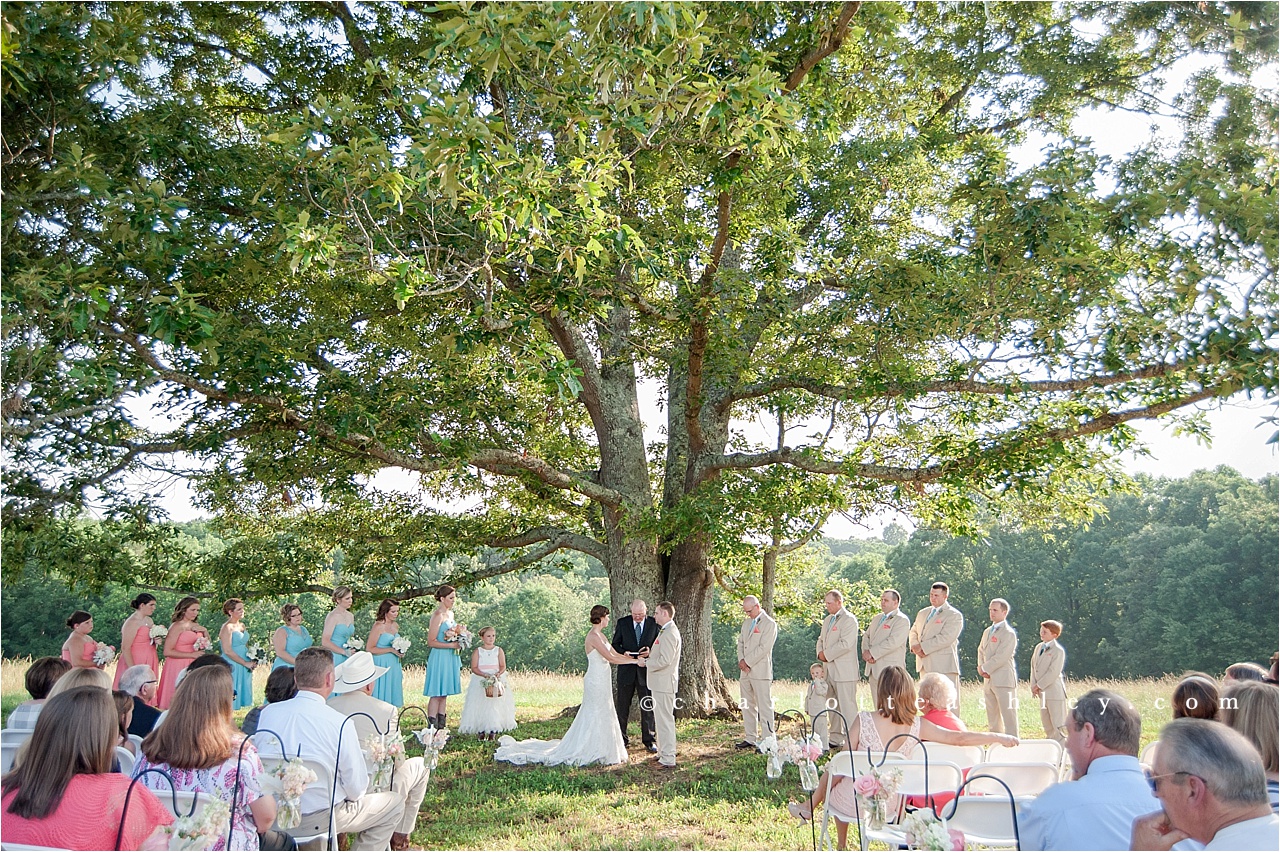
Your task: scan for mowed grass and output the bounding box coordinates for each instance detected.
[1,657,1186,849]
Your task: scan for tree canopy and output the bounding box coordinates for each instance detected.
[3,2,1275,711]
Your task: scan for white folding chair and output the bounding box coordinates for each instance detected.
[115,746,137,777]
[0,729,32,746]
[128,733,144,751]
[918,742,984,770]
[944,792,1022,848]
[0,844,74,850]
[0,741,22,774]
[259,755,336,851]
[964,761,1060,797]
[985,738,1063,768]
[1140,740,1160,768]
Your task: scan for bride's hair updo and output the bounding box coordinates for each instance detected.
[589,605,610,625]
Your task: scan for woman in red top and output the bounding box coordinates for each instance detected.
[1,686,172,850]
[919,671,967,731]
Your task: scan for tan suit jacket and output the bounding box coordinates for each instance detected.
[909,603,964,675]
[816,608,860,681]
[977,622,1018,687]
[1029,640,1066,699]
[737,611,777,680]
[328,690,396,743]
[647,622,682,694]
[862,609,910,684]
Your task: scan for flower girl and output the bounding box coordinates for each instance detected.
[459,627,516,740]
[805,662,831,749]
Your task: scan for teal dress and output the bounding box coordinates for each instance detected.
[273,625,312,670]
[223,627,254,710]
[423,618,461,698]
[330,622,356,665]
[373,631,404,707]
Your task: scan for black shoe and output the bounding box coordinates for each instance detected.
[646,743,658,753]
[734,740,755,750]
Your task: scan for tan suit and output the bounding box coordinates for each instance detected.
[328,690,430,837]
[737,610,777,745]
[910,603,964,693]
[976,621,1019,736]
[816,608,859,746]
[862,609,910,693]
[1030,639,1067,744]
[647,621,682,766]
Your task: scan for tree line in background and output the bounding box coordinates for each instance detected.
[2,467,1275,682]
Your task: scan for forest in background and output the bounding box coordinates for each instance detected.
[3,466,1275,681]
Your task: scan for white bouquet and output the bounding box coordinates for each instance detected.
[343,635,364,653]
[245,644,262,663]
[362,731,405,792]
[92,642,116,667]
[149,624,169,645]
[269,757,317,830]
[901,810,964,851]
[413,725,450,770]
[391,636,411,655]
[166,795,231,850]
[192,635,212,652]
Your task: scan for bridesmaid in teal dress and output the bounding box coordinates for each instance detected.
[272,603,312,671]
[218,598,257,710]
[423,585,465,729]
[367,598,404,707]
[322,586,357,665]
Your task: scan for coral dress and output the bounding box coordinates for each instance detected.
[61,637,96,666]
[113,620,159,689]
[223,627,255,711]
[156,630,199,709]
[272,625,312,670]
[372,631,404,707]
[423,618,461,698]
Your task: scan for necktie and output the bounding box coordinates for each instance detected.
[635,621,643,645]
[928,607,938,622]
[750,616,759,633]
[881,613,890,628]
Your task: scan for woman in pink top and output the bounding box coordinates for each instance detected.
[1,685,172,850]
[60,610,99,669]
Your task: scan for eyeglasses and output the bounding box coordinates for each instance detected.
[1147,771,1196,795]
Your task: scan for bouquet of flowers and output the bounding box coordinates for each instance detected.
[269,757,317,830]
[245,644,263,664]
[444,625,472,652]
[901,810,965,851]
[165,795,231,851]
[778,734,824,790]
[851,764,902,830]
[391,636,411,655]
[363,731,406,792]
[757,734,785,779]
[343,635,364,653]
[92,642,117,668]
[192,635,212,653]
[413,725,450,771]
[482,674,505,698]
[149,624,169,646]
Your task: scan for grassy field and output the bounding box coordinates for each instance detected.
[1,658,1183,850]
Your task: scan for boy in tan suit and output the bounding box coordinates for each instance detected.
[909,582,964,693]
[734,595,777,749]
[862,589,910,695]
[976,598,1019,736]
[816,589,859,749]
[644,601,682,768]
[1030,620,1068,744]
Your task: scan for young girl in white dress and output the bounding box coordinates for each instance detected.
[459,627,516,740]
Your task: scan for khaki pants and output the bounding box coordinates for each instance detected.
[653,690,677,766]
[393,756,429,836]
[984,682,1019,736]
[826,678,858,747]
[740,676,774,744]
[1041,697,1067,744]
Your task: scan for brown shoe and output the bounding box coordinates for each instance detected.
[337,834,352,852]
[391,833,414,851]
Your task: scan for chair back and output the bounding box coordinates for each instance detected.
[257,753,336,850]
[0,729,32,746]
[0,742,21,774]
[943,795,1020,848]
[964,761,1059,797]
[919,742,984,769]
[985,738,1063,767]
[115,746,136,777]
[1140,740,1160,768]
[894,759,964,798]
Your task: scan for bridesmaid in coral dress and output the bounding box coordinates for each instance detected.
[156,597,210,709]
[113,593,160,691]
[61,611,99,669]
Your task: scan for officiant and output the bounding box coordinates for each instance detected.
[612,599,659,752]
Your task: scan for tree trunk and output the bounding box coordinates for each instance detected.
[668,534,736,717]
[761,546,778,615]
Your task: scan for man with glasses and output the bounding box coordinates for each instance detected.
[1132,718,1279,850]
[118,663,162,736]
[1019,688,1151,850]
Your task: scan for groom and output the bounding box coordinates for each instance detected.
[612,598,659,752]
[644,601,682,769]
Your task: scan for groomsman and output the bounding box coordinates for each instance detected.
[1030,620,1068,744]
[976,598,1019,736]
[862,589,910,694]
[612,599,659,752]
[734,595,778,750]
[816,590,859,749]
[645,601,682,769]
[909,582,964,693]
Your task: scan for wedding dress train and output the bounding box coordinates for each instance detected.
[494,648,628,767]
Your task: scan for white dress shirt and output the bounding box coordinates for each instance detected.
[1018,755,1153,850]
[1204,813,1280,850]
[258,690,368,813]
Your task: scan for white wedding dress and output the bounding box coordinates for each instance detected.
[494,648,628,767]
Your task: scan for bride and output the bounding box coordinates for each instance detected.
[495,604,640,767]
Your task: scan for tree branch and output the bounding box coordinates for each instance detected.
[783,3,862,93]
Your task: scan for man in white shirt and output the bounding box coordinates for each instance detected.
[1131,718,1279,851]
[1019,689,1152,850]
[328,652,429,852]
[259,647,406,851]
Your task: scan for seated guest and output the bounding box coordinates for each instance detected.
[259,647,406,851]
[1221,680,1279,813]
[136,666,292,851]
[1018,688,1151,851]
[1267,652,1278,686]
[243,666,297,736]
[111,691,136,755]
[0,686,172,849]
[153,654,237,729]
[5,657,70,730]
[1132,718,1279,850]
[1225,662,1269,683]
[328,652,429,852]
[119,664,162,737]
[1173,675,1220,721]
[918,672,966,730]
[46,666,111,698]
